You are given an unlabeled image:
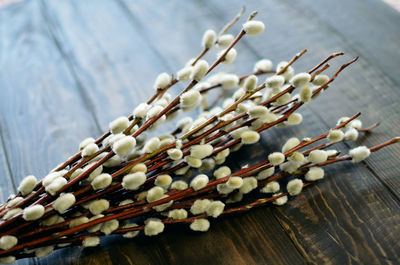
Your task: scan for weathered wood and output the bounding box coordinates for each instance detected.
[0,1,102,264]
[0,0,399,264]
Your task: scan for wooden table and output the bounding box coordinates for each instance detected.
[0,0,399,264]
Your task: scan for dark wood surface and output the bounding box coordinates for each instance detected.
[0,0,399,264]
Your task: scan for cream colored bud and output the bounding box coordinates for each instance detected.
[243,20,265,35]
[91,173,112,190]
[268,152,285,166]
[22,205,44,221]
[190,219,210,232]
[53,193,76,214]
[112,136,136,156]
[190,60,209,81]
[190,174,209,191]
[349,146,371,163]
[202,29,216,49]
[154,73,170,90]
[18,175,37,196]
[122,172,146,190]
[109,116,129,134]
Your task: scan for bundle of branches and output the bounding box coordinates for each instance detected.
[0,9,398,263]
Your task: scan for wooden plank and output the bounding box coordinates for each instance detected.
[41,0,176,129]
[0,1,103,264]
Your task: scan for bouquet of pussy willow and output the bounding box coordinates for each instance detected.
[0,9,398,263]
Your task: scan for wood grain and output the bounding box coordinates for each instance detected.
[0,0,399,264]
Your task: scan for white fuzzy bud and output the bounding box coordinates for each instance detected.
[133,103,151,119]
[327,129,344,143]
[240,130,260,145]
[239,177,257,194]
[218,48,237,64]
[215,149,230,160]
[300,84,312,103]
[287,113,303,125]
[266,75,285,90]
[190,174,209,191]
[130,163,147,173]
[268,152,285,166]
[243,20,265,35]
[337,116,351,128]
[167,148,183,160]
[91,173,112,190]
[144,219,165,236]
[217,34,234,47]
[3,208,22,220]
[349,146,371,163]
[290,73,311,88]
[18,175,37,196]
[171,180,188,190]
[273,193,288,206]
[350,119,362,130]
[82,236,100,247]
[122,172,146,190]
[288,152,305,163]
[122,223,139,238]
[143,137,160,154]
[109,116,129,134]
[261,181,280,193]
[190,60,209,81]
[0,235,18,250]
[282,137,300,153]
[216,183,234,194]
[248,106,269,119]
[177,67,192,82]
[243,75,258,91]
[308,150,328,163]
[82,143,99,157]
[69,217,89,228]
[254,59,273,73]
[89,199,109,215]
[23,205,44,221]
[190,219,210,232]
[146,186,165,202]
[84,162,103,182]
[101,219,119,235]
[190,144,213,159]
[180,90,202,111]
[233,87,246,100]
[202,29,216,49]
[155,174,172,189]
[168,209,188,220]
[190,199,211,215]
[312,74,329,86]
[70,168,84,180]
[7,197,23,208]
[0,256,15,264]
[185,156,202,168]
[280,160,300,174]
[119,199,133,206]
[220,74,239,89]
[287,179,303,196]
[344,127,359,141]
[147,105,163,119]
[79,137,95,150]
[213,166,231,179]
[53,193,76,214]
[256,167,275,180]
[305,167,325,181]
[206,200,225,218]
[226,176,243,189]
[112,136,136,156]
[35,246,54,258]
[45,177,67,196]
[154,73,170,90]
